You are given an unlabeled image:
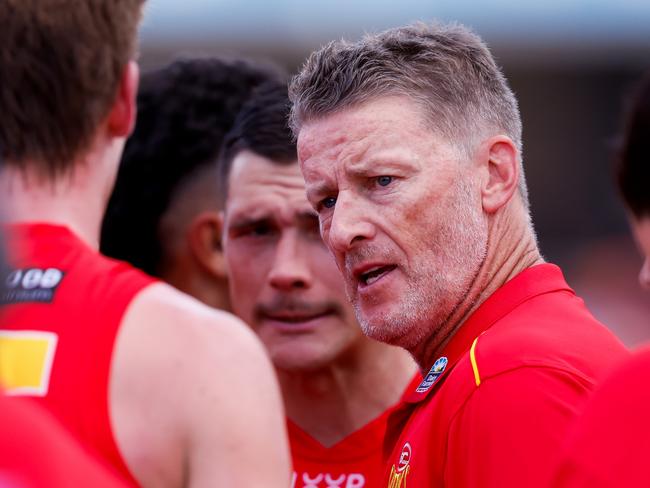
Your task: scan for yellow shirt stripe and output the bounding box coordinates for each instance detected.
[469,336,481,387]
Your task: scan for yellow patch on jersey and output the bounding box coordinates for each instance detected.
[0,330,58,396]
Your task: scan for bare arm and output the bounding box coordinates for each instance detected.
[110,283,291,488]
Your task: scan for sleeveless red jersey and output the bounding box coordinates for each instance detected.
[0,393,129,487]
[289,374,421,488]
[0,223,156,486]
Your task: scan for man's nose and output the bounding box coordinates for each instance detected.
[268,231,313,291]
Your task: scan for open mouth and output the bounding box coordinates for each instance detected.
[359,265,397,286]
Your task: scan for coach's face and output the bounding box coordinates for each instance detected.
[298,96,489,350]
[631,217,650,290]
[223,151,363,371]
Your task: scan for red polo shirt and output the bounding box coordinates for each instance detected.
[552,346,650,487]
[383,264,629,488]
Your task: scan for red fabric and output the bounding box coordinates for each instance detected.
[0,393,128,487]
[289,375,421,488]
[552,346,650,488]
[383,264,630,488]
[0,224,155,486]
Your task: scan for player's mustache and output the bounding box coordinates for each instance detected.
[255,297,342,320]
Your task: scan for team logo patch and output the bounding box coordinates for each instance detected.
[415,356,448,393]
[387,442,411,487]
[1,268,64,305]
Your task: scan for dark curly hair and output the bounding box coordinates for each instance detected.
[101,57,283,276]
[618,72,650,219]
[217,80,296,208]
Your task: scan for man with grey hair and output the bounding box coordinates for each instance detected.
[290,22,629,487]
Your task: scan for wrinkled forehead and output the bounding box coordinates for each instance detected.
[226,151,314,219]
[297,96,434,167]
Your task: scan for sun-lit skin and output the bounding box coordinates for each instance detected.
[298,96,543,369]
[631,216,650,290]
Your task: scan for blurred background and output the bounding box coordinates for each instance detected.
[137,0,650,345]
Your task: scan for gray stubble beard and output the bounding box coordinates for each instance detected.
[353,177,488,352]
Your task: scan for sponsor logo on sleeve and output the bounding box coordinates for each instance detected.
[1,268,64,305]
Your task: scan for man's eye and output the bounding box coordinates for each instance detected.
[233,223,273,238]
[377,175,393,187]
[250,224,272,236]
[321,197,337,209]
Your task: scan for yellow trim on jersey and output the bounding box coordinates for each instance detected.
[0,330,58,396]
[469,336,481,387]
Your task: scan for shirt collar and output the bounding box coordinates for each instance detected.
[404,263,573,403]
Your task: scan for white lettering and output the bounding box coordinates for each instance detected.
[6,270,22,288]
[346,474,365,488]
[41,268,62,289]
[303,473,324,488]
[325,474,345,487]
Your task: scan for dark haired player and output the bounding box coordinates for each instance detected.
[219,81,418,488]
[101,57,281,310]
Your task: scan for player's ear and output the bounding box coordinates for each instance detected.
[479,135,520,214]
[107,61,139,138]
[187,211,227,280]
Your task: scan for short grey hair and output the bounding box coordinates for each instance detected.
[289,21,529,206]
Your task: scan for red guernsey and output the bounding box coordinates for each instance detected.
[553,346,650,487]
[0,224,155,485]
[0,394,128,487]
[384,264,629,488]
[290,375,421,488]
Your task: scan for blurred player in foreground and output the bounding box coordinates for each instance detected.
[218,81,418,488]
[552,72,650,487]
[0,2,290,487]
[290,22,629,487]
[0,394,130,487]
[101,57,279,310]
[1,179,126,488]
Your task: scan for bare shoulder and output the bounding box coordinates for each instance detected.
[126,282,267,360]
[111,283,290,488]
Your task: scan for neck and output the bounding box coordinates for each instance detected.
[1,135,123,249]
[278,340,417,447]
[412,204,544,369]
[1,153,119,249]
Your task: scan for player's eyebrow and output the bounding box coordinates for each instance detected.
[305,182,336,202]
[228,213,274,230]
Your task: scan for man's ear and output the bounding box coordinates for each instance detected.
[479,136,520,214]
[187,211,227,280]
[107,61,139,138]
